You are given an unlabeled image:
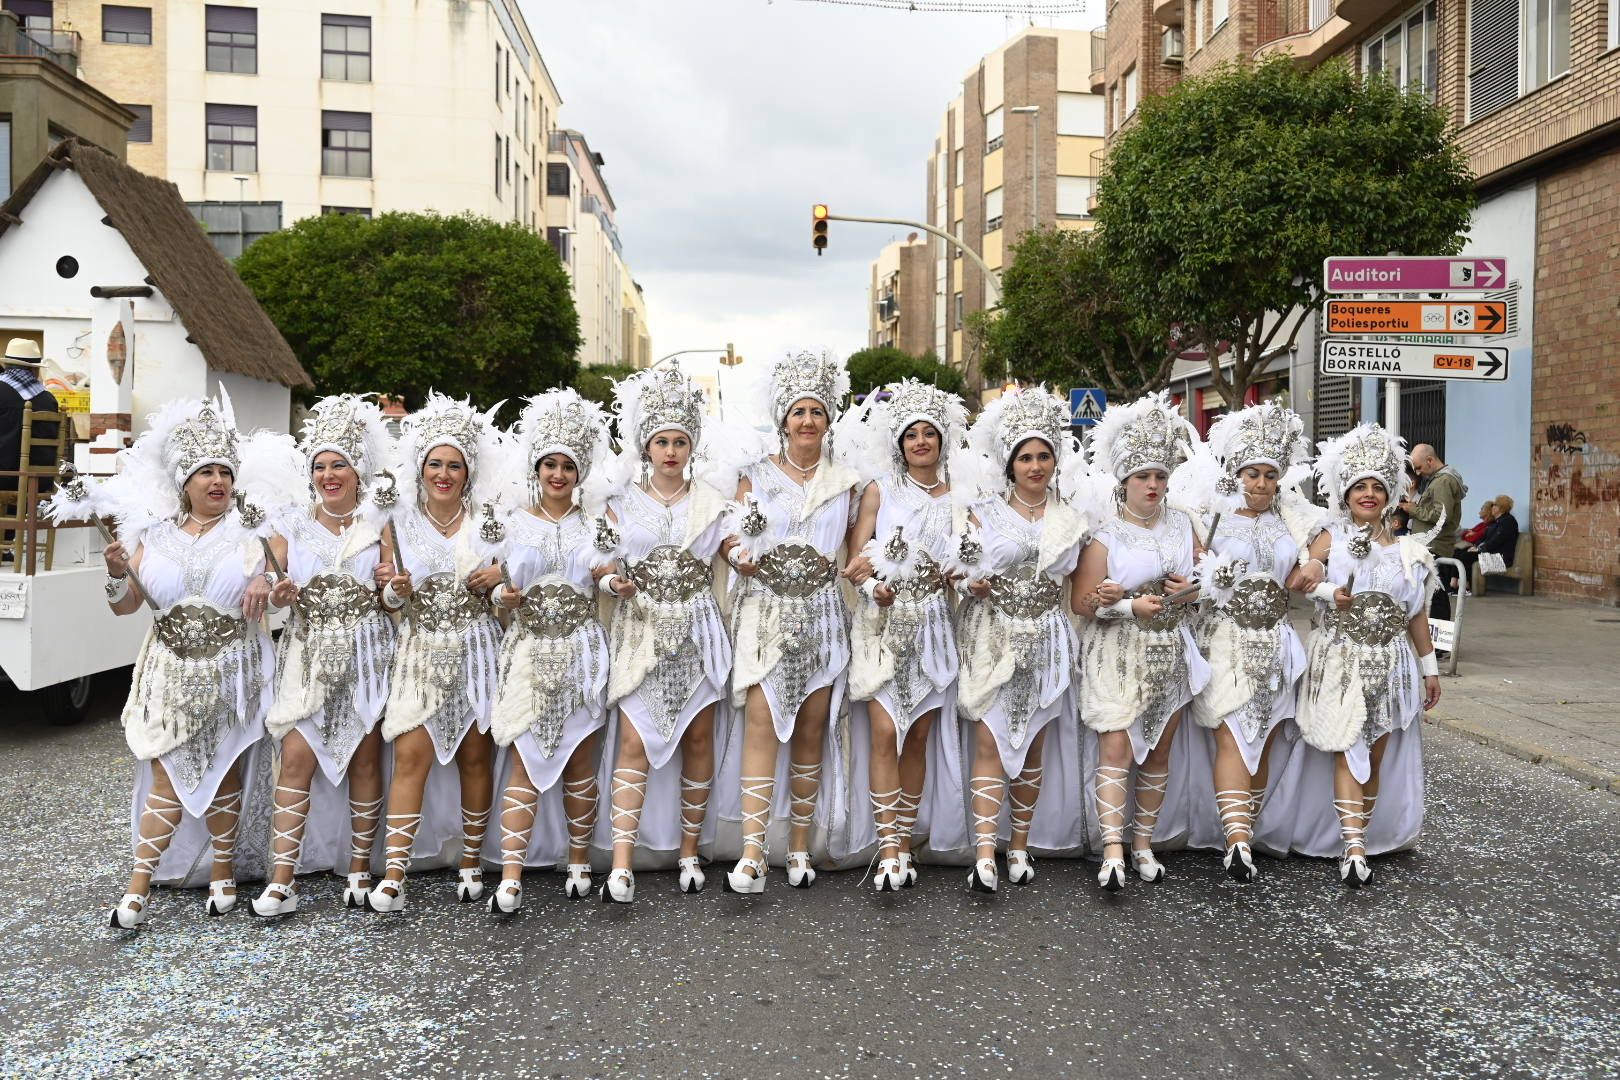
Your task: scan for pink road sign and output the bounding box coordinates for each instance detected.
[1323,256,1507,293]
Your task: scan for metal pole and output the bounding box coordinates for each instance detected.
[826,212,1002,305]
[1030,111,1038,230]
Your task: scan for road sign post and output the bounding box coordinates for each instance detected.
[1323,256,1507,293]
[1318,340,1508,382]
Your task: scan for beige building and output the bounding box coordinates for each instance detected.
[545,127,648,369]
[867,233,932,356]
[53,0,560,256]
[2,10,134,197]
[925,27,1107,390]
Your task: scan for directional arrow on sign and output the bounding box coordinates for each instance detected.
[1319,340,1510,382]
[1477,305,1502,333]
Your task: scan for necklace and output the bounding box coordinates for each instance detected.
[424,503,464,533]
[905,471,943,493]
[645,480,689,506]
[1010,488,1047,510]
[780,449,820,480]
[1122,502,1162,527]
[185,509,227,533]
[317,504,357,526]
[537,501,574,524]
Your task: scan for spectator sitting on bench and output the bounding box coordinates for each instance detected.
[1459,499,1496,548]
[1461,496,1520,587]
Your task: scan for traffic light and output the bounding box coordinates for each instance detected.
[812,204,829,256]
[720,342,743,367]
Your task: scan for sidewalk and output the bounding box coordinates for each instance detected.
[1430,593,1620,794]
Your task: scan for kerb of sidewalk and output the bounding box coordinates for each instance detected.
[1426,592,1620,795]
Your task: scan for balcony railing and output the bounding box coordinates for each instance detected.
[0,15,82,75]
[1090,27,1106,72]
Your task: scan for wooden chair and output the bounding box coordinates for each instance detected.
[0,402,69,571]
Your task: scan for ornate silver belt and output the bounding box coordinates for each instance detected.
[1330,591,1407,646]
[756,543,836,598]
[1132,578,1186,632]
[515,583,594,639]
[629,545,710,603]
[989,562,1062,620]
[888,552,946,603]
[406,573,488,635]
[155,602,248,661]
[294,572,375,634]
[1221,577,1289,631]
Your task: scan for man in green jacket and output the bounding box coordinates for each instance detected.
[1401,444,1467,625]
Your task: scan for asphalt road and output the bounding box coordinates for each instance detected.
[1,679,1617,1080]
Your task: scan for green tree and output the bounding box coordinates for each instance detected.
[1098,56,1475,406]
[575,363,640,409]
[968,226,1180,399]
[236,211,581,416]
[846,345,965,399]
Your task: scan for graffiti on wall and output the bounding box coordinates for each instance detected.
[1533,422,1620,591]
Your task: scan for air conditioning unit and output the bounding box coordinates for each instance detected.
[1161,27,1185,65]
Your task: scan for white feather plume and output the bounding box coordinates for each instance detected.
[236,429,308,539]
[1194,547,1248,608]
[723,494,786,561]
[829,393,889,486]
[864,524,921,581]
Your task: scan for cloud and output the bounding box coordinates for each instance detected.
[519,0,1097,363]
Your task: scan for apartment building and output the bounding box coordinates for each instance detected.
[544,128,647,369]
[1,9,133,197]
[17,0,561,257]
[923,26,1108,390]
[1096,0,1620,601]
[867,233,932,355]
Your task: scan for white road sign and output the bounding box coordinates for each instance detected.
[1319,340,1508,382]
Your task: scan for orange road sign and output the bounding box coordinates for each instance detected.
[1325,299,1508,337]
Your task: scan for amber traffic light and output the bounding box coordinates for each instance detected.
[812,204,829,256]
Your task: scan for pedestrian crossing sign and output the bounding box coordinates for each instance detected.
[1069,388,1107,426]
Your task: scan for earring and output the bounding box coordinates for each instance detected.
[527,473,539,507]
[640,451,652,486]
[1113,482,1126,508]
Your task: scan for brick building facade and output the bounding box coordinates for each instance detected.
[1095,0,1620,602]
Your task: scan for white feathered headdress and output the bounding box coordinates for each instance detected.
[740,347,851,431]
[505,388,615,514]
[961,384,1084,501]
[375,391,505,515]
[85,392,243,544]
[607,363,707,489]
[299,393,391,479]
[829,378,970,489]
[235,430,307,539]
[1314,422,1405,514]
[1088,390,1197,482]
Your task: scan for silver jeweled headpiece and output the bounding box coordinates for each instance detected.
[768,348,850,425]
[883,378,966,467]
[408,397,486,475]
[1315,422,1405,511]
[1208,400,1309,475]
[1091,390,1194,480]
[163,400,239,486]
[990,385,1070,464]
[518,388,610,481]
[300,394,380,472]
[626,364,705,450]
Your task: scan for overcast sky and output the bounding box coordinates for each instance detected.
[517,0,1099,376]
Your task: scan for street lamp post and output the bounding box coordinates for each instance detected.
[1010,105,1040,231]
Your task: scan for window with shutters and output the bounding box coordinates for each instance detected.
[186,200,280,259]
[954,148,963,185]
[1056,176,1095,218]
[985,106,1004,153]
[102,5,151,45]
[321,111,370,177]
[205,103,256,171]
[984,187,1003,232]
[546,162,569,197]
[1364,2,1438,102]
[1193,0,1205,49]
[124,104,152,143]
[494,135,502,196]
[1057,92,1104,136]
[322,14,370,82]
[1124,66,1139,117]
[1525,0,1571,90]
[205,6,256,74]
[321,205,370,217]
[1611,0,1618,48]
[1212,0,1228,30]
[1468,0,1520,121]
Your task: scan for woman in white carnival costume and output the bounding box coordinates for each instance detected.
[840,378,970,892]
[1074,391,1211,891]
[1173,401,1318,882]
[52,395,274,927]
[715,348,860,894]
[595,365,733,903]
[1286,422,1441,886]
[484,389,617,912]
[366,394,506,912]
[956,385,1089,893]
[237,395,397,917]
